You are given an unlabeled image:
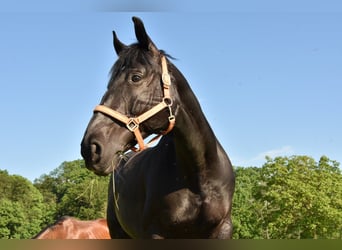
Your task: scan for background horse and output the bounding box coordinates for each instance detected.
[33,217,110,239]
[81,17,235,238]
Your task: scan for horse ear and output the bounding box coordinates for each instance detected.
[113,31,127,55]
[132,16,159,54]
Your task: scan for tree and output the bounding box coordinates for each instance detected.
[0,199,26,239]
[0,170,47,238]
[254,155,342,239]
[34,160,110,222]
[232,166,263,239]
[2,155,340,239]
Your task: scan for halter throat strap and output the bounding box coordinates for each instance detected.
[93,55,175,152]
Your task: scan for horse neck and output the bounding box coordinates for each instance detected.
[171,70,228,180]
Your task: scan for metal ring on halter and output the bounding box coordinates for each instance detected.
[163,97,173,106]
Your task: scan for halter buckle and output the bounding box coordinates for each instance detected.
[126,118,139,132]
[162,73,171,86]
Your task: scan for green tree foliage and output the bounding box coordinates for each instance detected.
[254,155,342,239]
[0,199,25,239]
[1,156,341,239]
[33,160,110,223]
[0,170,46,239]
[0,160,109,238]
[232,166,262,238]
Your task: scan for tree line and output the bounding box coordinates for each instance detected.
[0,156,341,239]
[0,160,109,239]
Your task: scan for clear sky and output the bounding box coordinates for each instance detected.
[1,1,341,181]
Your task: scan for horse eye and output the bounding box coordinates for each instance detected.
[131,74,142,83]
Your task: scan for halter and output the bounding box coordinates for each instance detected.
[93,55,175,152]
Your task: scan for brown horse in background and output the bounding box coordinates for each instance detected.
[33,216,110,239]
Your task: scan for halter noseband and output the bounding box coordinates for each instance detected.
[93,55,175,152]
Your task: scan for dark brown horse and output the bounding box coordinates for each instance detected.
[33,217,110,239]
[81,17,235,238]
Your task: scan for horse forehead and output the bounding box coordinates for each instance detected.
[117,48,159,70]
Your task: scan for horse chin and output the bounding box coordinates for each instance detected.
[91,165,114,176]
[85,155,120,176]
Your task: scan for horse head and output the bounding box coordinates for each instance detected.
[81,17,176,175]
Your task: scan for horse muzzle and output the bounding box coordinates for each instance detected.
[80,124,132,176]
[81,139,111,175]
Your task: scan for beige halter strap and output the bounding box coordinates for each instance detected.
[94,55,175,152]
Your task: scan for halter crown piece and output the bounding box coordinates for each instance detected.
[93,55,175,152]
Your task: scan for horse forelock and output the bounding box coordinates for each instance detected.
[108,46,174,85]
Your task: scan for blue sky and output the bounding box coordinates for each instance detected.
[1,1,342,181]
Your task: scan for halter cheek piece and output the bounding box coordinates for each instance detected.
[93,55,175,152]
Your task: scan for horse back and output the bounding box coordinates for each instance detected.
[33,217,110,239]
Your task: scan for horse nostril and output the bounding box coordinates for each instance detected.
[90,142,102,164]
